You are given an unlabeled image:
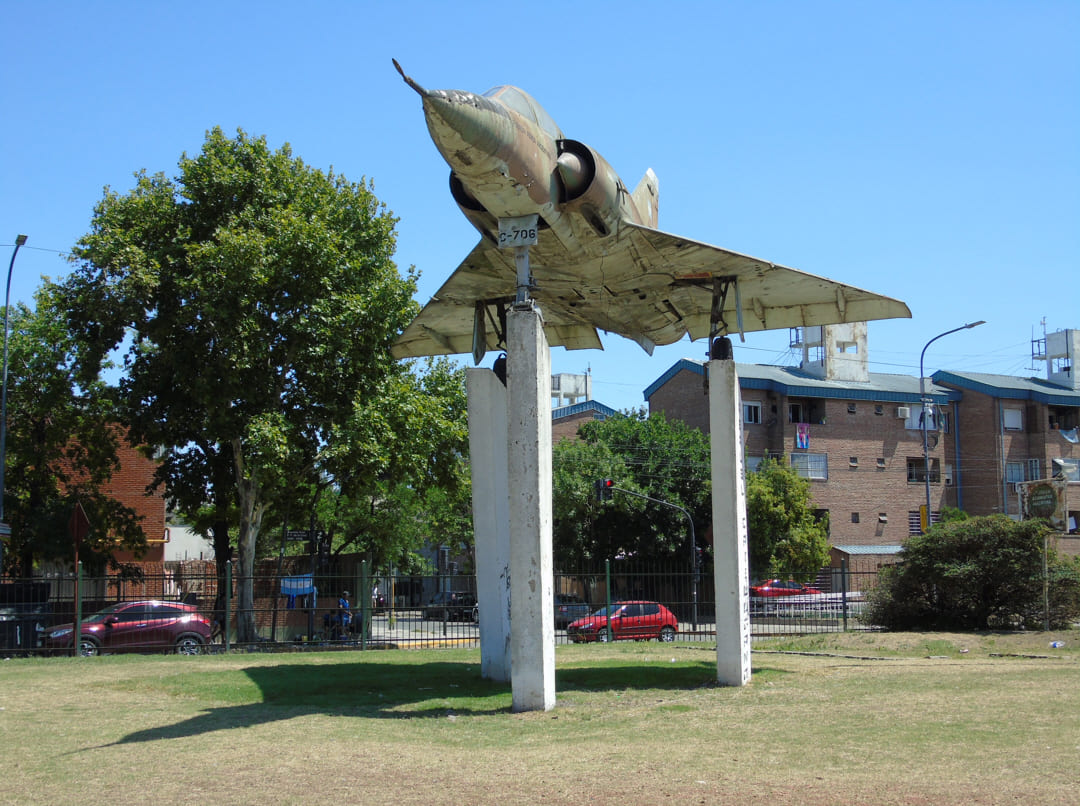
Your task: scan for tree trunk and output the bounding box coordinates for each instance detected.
[232,438,266,643]
[211,518,231,641]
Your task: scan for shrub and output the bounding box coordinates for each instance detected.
[864,515,1080,630]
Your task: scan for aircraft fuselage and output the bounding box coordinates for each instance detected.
[391,61,910,362]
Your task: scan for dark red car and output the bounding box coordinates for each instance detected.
[43,600,212,656]
[750,579,823,597]
[566,600,678,643]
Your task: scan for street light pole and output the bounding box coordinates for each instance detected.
[919,320,985,530]
[0,235,28,568]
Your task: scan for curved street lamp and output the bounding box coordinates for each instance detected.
[0,235,28,566]
[920,320,985,530]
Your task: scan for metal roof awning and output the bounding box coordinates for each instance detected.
[832,545,904,556]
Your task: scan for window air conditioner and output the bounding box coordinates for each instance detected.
[897,406,911,419]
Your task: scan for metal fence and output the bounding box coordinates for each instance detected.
[0,560,881,657]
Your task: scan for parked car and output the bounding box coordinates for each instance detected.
[553,593,590,629]
[422,591,478,621]
[0,581,51,654]
[750,580,823,597]
[566,600,678,643]
[43,600,212,656]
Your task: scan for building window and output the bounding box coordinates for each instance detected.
[849,456,858,468]
[847,403,857,414]
[1048,406,1078,431]
[944,463,954,486]
[908,511,925,535]
[876,457,887,470]
[1027,458,1041,481]
[743,401,762,425]
[907,457,940,483]
[1006,462,1025,489]
[789,398,824,424]
[745,455,764,473]
[790,452,828,480]
[1002,408,1023,431]
[874,405,883,416]
[851,512,860,523]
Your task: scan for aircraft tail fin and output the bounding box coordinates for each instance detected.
[631,169,659,228]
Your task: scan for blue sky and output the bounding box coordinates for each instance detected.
[2,1,1077,412]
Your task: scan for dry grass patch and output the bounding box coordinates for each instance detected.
[1,632,1076,805]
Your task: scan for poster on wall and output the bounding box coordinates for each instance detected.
[1017,478,1068,532]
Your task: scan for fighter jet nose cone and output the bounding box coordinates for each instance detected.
[421,90,487,131]
[420,90,515,173]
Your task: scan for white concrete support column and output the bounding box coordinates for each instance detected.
[709,358,752,686]
[467,368,511,682]
[506,306,556,712]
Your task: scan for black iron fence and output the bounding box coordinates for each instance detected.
[0,560,880,657]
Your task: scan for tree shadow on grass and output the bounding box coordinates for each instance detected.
[88,656,783,749]
[87,660,505,748]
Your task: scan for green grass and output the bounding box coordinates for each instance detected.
[1,633,1077,805]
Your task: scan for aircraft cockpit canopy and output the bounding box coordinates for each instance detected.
[483,85,562,140]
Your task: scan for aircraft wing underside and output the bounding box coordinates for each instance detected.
[391,223,911,361]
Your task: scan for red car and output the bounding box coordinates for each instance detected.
[750,580,823,597]
[566,600,678,643]
[43,600,212,656]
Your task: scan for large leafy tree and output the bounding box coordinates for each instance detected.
[552,436,626,566]
[2,284,147,576]
[271,357,471,572]
[745,455,830,579]
[553,411,710,566]
[60,128,419,639]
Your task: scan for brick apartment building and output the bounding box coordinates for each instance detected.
[934,328,1080,533]
[106,438,167,565]
[644,324,1080,566]
[552,400,617,442]
[55,430,167,568]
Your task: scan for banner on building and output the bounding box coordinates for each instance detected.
[796,423,810,450]
[1017,478,1068,532]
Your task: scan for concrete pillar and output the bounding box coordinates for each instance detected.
[709,358,752,686]
[467,368,511,682]
[506,306,556,711]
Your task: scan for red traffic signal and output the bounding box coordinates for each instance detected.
[594,478,615,502]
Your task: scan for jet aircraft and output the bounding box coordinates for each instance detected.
[391,61,910,363]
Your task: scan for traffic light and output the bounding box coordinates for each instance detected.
[317,536,331,567]
[594,478,615,502]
